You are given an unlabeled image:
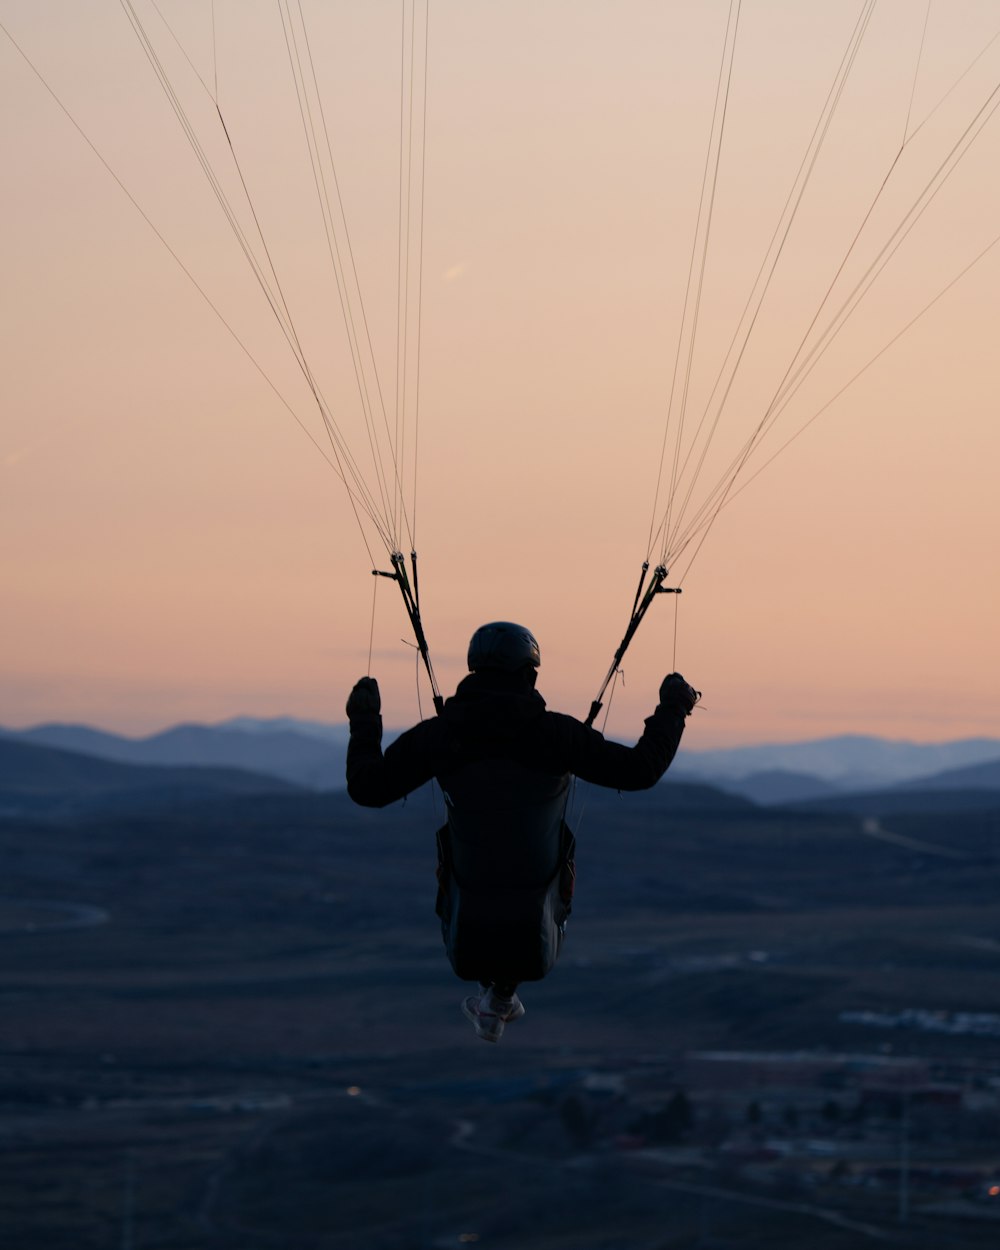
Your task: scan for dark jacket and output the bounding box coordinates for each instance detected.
[346,669,687,808]
[346,670,687,983]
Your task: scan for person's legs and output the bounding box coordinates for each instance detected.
[488,983,525,1020]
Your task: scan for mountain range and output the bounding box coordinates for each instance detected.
[0,718,349,791]
[2,719,999,808]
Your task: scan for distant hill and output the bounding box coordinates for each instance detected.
[580,777,754,817]
[220,716,351,747]
[707,769,844,806]
[0,738,300,817]
[672,734,1000,793]
[3,720,347,791]
[781,787,1000,818]
[772,756,1000,817]
[895,756,1000,792]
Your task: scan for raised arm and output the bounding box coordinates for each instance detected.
[563,673,699,790]
[345,677,440,807]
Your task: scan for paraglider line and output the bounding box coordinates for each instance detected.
[646,0,740,561]
[704,220,1000,526]
[0,12,385,570]
[373,553,444,715]
[662,34,1000,575]
[904,0,933,145]
[586,565,672,726]
[368,573,378,677]
[212,0,218,102]
[146,0,216,101]
[672,590,680,672]
[285,0,410,544]
[660,0,876,563]
[279,2,400,538]
[628,561,650,622]
[118,0,396,548]
[412,0,431,546]
[664,0,742,557]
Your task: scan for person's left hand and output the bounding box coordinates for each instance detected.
[346,676,381,719]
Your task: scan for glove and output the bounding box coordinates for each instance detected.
[659,672,700,715]
[346,676,381,720]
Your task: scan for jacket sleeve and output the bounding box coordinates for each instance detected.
[556,700,687,791]
[346,715,439,807]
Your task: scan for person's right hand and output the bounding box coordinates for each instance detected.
[346,676,381,719]
[659,672,700,714]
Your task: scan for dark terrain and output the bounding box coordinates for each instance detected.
[3,742,1000,1248]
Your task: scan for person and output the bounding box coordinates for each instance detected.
[346,621,698,1043]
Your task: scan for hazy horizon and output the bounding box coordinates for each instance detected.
[4,713,1000,759]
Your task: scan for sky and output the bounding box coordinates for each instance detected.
[3,1,1000,749]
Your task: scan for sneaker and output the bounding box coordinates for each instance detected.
[491,988,526,1023]
[461,986,526,1043]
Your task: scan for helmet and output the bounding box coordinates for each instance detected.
[467,621,541,673]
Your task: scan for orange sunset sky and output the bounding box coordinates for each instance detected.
[3,1,999,749]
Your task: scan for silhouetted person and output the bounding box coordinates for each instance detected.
[346,621,698,1042]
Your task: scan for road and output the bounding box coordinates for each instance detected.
[0,897,109,935]
[858,817,970,860]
